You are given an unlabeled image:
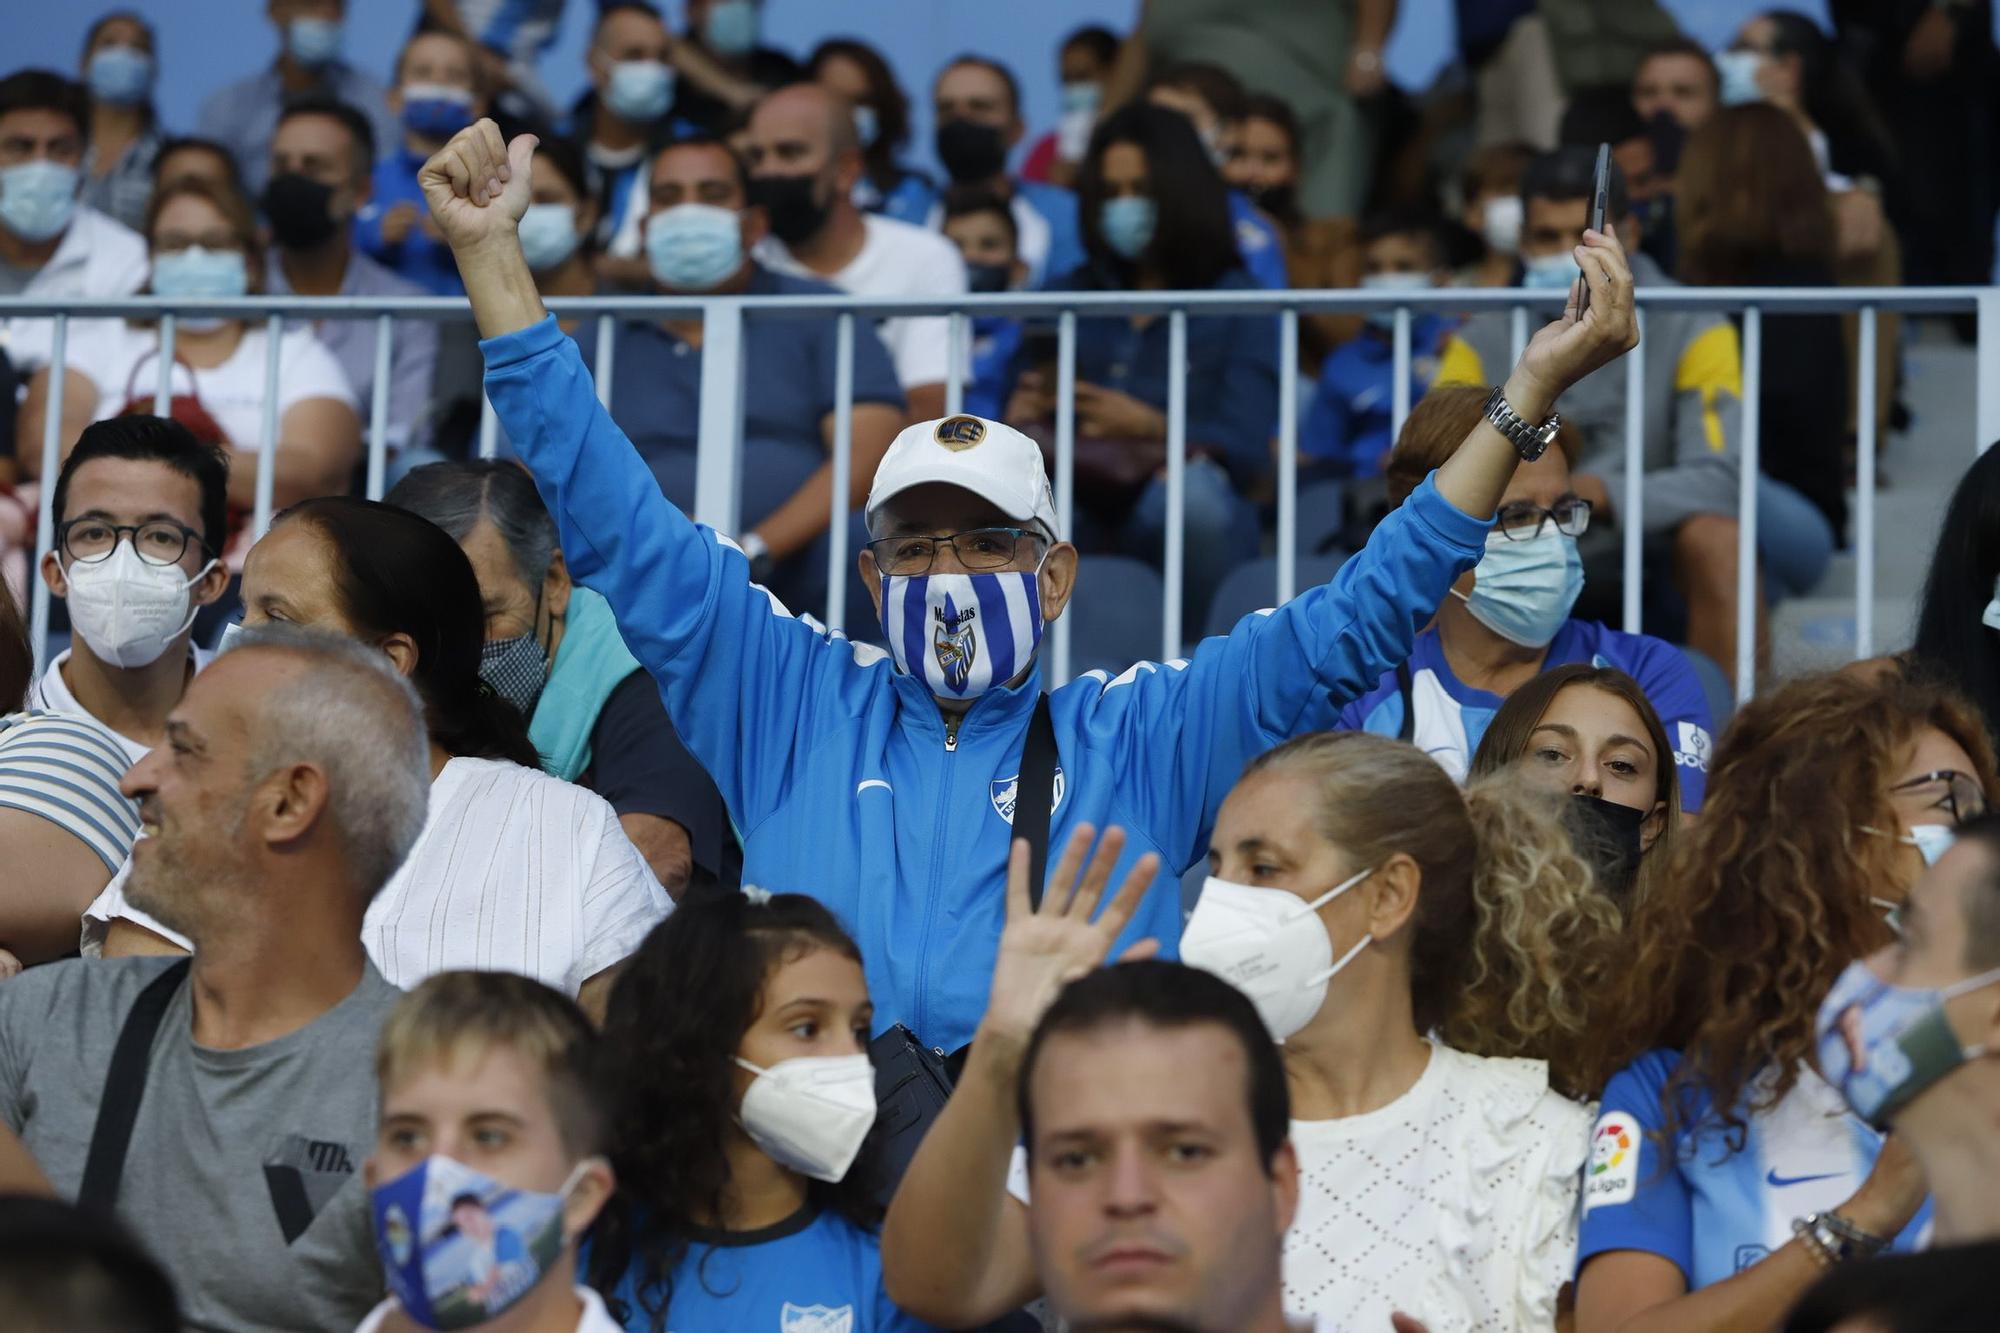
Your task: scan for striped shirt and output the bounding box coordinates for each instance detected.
[0,711,140,873]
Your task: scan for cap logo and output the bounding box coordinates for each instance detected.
[934,416,987,451]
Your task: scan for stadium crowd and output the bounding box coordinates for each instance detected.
[0,0,1999,1330]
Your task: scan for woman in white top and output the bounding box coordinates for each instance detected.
[19,176,360,520]
[882,730,1624,1332]
[91,496,669,1016]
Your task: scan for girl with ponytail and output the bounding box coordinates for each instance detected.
[89,497,668,1012]
[881,730,1616,1332]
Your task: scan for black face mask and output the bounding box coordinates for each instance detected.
[936,119,1008,184]
[260,173,339,249]
[964,260,1011,293]
[1570,794,1649,903]
[748,171,831,247]
[1246,181,1297,221]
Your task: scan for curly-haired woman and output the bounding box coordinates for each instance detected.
[584,890,941,1332]
[1573,668,1999,1332]
[882,732,1621,1332]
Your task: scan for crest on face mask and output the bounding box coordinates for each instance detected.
[933,598,978,691]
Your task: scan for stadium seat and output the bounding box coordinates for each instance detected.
[1064,554,1167,675]
[1202,554,1349,643]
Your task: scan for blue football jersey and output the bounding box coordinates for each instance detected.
[1578,1049,1931,1290]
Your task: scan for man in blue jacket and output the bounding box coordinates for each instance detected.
[419,119,1640,1055]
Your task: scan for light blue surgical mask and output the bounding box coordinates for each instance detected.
[1714,49,1766,107]
[518,203,581,272]
[0,161,81,243]
[87,46,155,105]
[286,17,343,68]
[1452,526,1584,648]
[150,246,249,300]
[1061,82,1101,116]
[644,202,742,291]
[1815,957,2000,1129]
[704,0,760,58]
[1100,195,1156,262]
[1359,271,1432,331]
[879,570,1044,699]
[1862,822,1960,870]
[605,60,673,122]
[852,104,879,149]
[1520,251,1581,291]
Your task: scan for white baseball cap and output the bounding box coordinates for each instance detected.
[864,414,1060,540]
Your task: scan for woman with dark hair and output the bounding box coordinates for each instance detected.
[1909,446,2000,745]
[587,888,935,1331]
[78,11,164,231]
[1007,102,1276,627]
[88,497,668,1010]
[1469,662,1681,905]
[809,38,934,226]
[0,576,27,713]
[1572,668,1998,1330]
[1721,10,1897,189]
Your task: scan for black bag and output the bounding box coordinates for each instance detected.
[77,960,191,1214]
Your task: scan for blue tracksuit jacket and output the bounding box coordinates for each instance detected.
[483,315,1491,1051]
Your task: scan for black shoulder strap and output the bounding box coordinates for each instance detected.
[1395,660,1416,744]
[1017,693,1060,910]
[78,959,191,1214]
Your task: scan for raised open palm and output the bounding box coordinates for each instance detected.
[419,119,537,254]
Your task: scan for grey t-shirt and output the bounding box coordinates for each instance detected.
[0,956,401,1332]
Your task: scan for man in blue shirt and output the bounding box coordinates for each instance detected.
[417,115,1641,1055]
[585,135,905,609]
[926,57,1086,291]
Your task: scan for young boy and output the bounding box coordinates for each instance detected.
[1301,210,1456,481]
[356,29,489,295]
[940,187,1025,422]
[360,971,618,1333]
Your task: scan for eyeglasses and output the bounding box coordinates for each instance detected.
[866,527,1042,576]
[1890,769,1989,826]
[1493,497,1592,541]
[59,518,207,567]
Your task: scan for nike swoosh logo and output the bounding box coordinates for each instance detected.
[1766,1169,1843,1188]
[855,779,892,796]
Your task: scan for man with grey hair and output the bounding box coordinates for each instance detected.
[386,459,735,897]
[0,626,425,1331]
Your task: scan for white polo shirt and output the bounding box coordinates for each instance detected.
[27,645,214,764]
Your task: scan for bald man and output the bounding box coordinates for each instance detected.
[745,82,968,421]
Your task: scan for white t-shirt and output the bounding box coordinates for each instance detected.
[83,756,670,996]
[755,213,969,391]
[353,1284,622,1332]
[27,646,214,763]
[60,319,356,455]
[1005,1042,1587,1333]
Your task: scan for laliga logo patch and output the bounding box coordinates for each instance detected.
[1582,1112,1639,1213]
[991,768,1066,823]
[934,597,978,691]
[781,1304,855,1333]
[934,415,987,451]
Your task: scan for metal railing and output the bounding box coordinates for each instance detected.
[7,285,1997,701]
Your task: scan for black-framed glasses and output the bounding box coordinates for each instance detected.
[1890,769,1989,826]
[866,526,1042,576]
[59,518,207,567]
[1494,497,1592,541]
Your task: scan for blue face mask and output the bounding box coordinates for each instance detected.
[1452,526,1584,648]
[518,203,581,272]
[1061,82,1102,116]
[1100,195,1157,262]
[880,569,1044,699]
[1520,251,1581,291]
[1359,271,1432,331]
[1714,49,1766,107]
[0,160,80,243]
[401,83,475,139]
[704,0,760,57]
[605,60,673,122]
[644,202,742,291]
[87,46,154,105]
[372,1153,591,1330]
[286,17,343,68]
[1815,958,2000,1129]
[150,246,249,300]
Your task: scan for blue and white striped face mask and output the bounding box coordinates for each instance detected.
[879,570,1044,699]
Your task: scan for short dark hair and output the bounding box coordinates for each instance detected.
[1062,25,1120,69]
[939,54,1021,120]
[529,134,590,204]
[594,1,665,37]
[1361,206,1448,267]
[84,11,157,60]
[1785,1241,2000,1333]
[1148,61,1247,124]
[655,132,748,196]
[1949,813,2000,972]
[0,1193,180,1333]
[1018,960,1290,1174]
[1078,102,1237,289]
[941,184,1017,247]
[275,95,376,177]
[1636,37,1720,94]
[1521,144,1629,223]
[54,416,231,557]
[1559,85,1647,150]
[1241,93,1300,157]
[152,135,245,196]
[0,70,89,140]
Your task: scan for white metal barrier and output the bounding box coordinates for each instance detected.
[7,286,1996,702]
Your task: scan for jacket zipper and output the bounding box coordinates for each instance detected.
[944,712,962,752]
[914,714,960,1039]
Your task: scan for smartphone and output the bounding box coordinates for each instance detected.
[1580,142,1610,316]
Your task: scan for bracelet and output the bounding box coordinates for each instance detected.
[1790,1216,1837,1269]
[1792,1211,1890,1267]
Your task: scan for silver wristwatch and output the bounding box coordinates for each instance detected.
[1482,386,1562,463]
[1791,1211,1890,1267]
